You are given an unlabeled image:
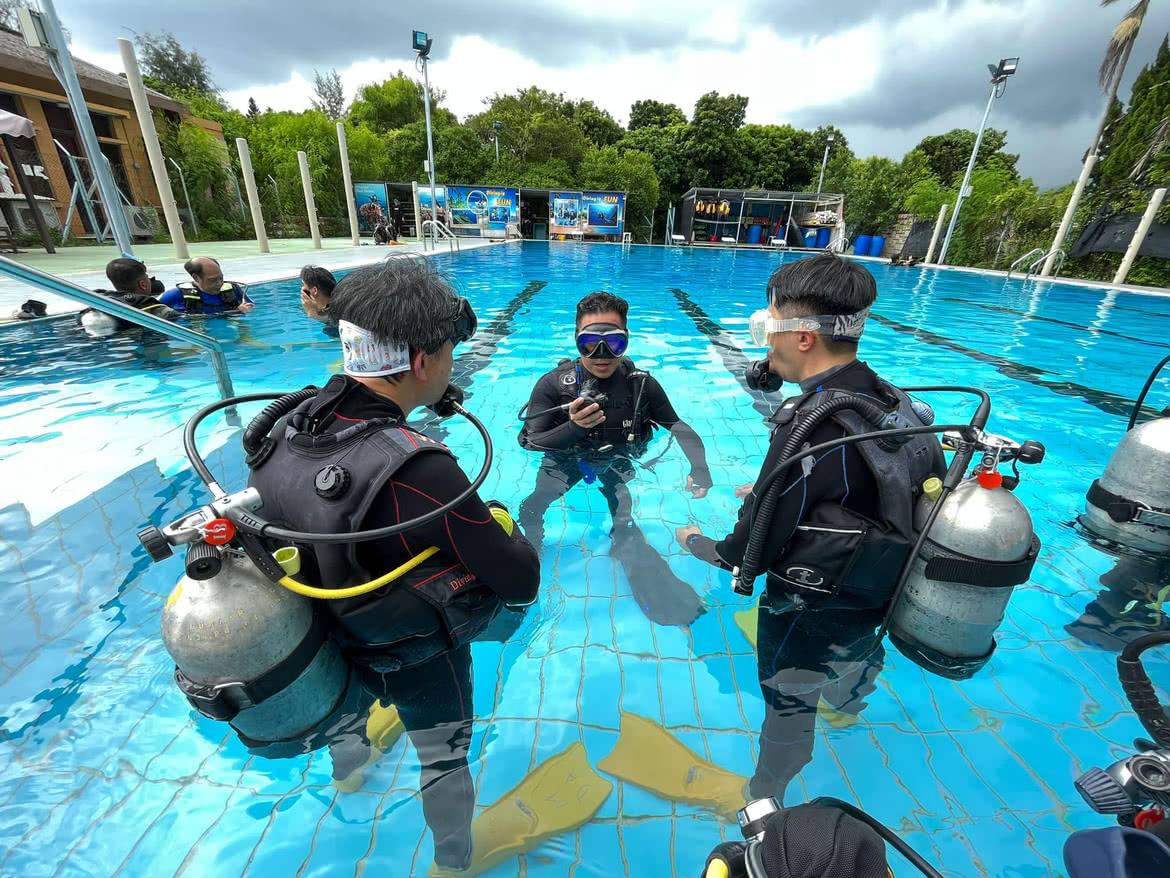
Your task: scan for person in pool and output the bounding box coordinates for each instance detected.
[160,256,254,315]
[78,257,179,336]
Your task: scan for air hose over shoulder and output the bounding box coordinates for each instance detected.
[1128,353,1170,431]
[242,386,319,465]
[1117,632,1170,749]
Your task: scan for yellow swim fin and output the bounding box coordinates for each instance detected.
[429,740,612,877]
[598,711,748,820]
[332,701,406,793]
[734,604,758,649]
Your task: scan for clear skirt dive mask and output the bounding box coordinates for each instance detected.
[747,308,870,346]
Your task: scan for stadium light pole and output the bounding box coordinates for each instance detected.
[414,30,437,249]
[815,133,834,198]
[938,57,1019,266]
[492,119,502,163]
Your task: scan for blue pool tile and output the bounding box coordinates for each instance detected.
[113,783,235,877]
[619,817,678,876]
[567,822,625,876]
[585,595,617,650]
[240,787,335,876]
[658,660,699,728]
[611,596,659,656]
[299,791,381,878]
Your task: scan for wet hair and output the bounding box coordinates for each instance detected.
[767,254,876,351]
[328,257,460,380]
[576,291,628,328]
[184,257,221,279]
[299,264,336,296]
[105,257,147,293]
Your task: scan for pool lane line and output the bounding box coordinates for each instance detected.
[668,288,775,419]
[452,280,549,391]
[867,312,1163,422]
[937,298,1170,349]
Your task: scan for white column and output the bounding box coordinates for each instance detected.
[117,38,187,260]
[1042,154,1097,277]
[235,137,269,253]
[297,151,321,249]
[336,122,359,246]
[924,204,949,265]
[1113,187,1167,287]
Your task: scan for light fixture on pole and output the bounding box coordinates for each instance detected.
[492,119,502,163]
[414,29,438,248]
[937,57,1018,265]
[815,133,835,198]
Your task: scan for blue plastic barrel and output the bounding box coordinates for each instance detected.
[801,227,817,248]
[815,228,831,248]
[748,224,762,245]
[870,235,886,258]
[854,234,872,257]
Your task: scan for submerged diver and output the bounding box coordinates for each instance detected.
[247,258,540,870]
[517,291,712,625]
[159,256,255,314]
[677,253,945,803]
[79,257,178,336]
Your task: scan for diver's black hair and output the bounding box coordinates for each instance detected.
[184,256,221,279]
[105,257,147,293]
[299,264,337,296]
[767,252,877,316]
[328,257,460,380]
[576,291,628,328]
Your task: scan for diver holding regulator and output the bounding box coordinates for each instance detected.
[137,258,539,872]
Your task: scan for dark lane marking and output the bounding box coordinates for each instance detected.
[868,312,1161,422]
[669,288,774,419]
[938,298,1170,349]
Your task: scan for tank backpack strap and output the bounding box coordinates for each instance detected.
[177,282,204,314]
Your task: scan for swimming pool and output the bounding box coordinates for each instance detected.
[2,241,1170,877]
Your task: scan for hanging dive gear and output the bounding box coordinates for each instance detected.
[731,384,1045,681]
[1082,356,1170,556]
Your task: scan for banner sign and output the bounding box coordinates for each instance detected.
[353,182,388,235]
[549,191,582,236]
[447,185,519,232]
[417,184,447,225]
[581,191,625,236]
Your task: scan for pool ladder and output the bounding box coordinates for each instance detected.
[421,220,461,253]
[1007,247,1065,279]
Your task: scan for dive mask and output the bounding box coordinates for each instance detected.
[747,308,870,346]
[576,323,629,359]
[448,296,477,346]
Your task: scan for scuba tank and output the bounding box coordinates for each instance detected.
[1081,356,1170,555]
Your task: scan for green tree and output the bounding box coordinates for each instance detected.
[134,31,216,96]
[685,91,749,187]
[468,87,589,172]
[435,125,492,183]
[913,128,1018,186]
[1097,36,1170,189]
[350,72,452,133]
[579,145,660,225]
[842,156,907,236]
[311,69,347,119]
[566,99,624,147]
[246,97,259,120]
[629,99,687,130]
[616,123,689,203]
[736,124,815,190]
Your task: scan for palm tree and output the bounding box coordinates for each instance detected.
[1095,0,1152,151]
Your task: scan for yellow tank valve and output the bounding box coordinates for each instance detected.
[274,546,301,576]
[922,477,943,502]
[490,505,515,537]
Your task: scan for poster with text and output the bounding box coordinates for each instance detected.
[353,182,388,235]
[416,184,448,226]
[447,185,519,231]
[549,191,582,236]
[580,192,625,236]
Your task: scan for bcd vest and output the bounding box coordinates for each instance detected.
[248,393,502,671]
[519,358,654,453]
[79,289,175,329]
[763,381,947,611]
[177,280,242,313]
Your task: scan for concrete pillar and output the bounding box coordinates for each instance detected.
[1113,187,1166,287]
[117,38,188,260]
[297,150,321,249]
[1042,154,1097,277]
[336,122,359,246]
[924,204,949,265]
[235,137,269,253]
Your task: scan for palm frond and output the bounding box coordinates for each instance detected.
[1099,0,1150,89]
[1130,116,1170,181]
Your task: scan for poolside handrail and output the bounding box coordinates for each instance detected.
[421,219,460,253]
[1007,247,1045,278]
[1027,248,1065,279]
[0,255,236,400]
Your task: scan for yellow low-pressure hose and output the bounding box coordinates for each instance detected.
[273,506,514,600]
[704,860,730,878]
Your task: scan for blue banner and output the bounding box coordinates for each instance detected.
[549,191,582,235]
[353,182,388,235]
[447,185,519,232]
[580,192,625,236]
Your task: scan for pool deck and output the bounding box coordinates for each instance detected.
[0,235,500,320]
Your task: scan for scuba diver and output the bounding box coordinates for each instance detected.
[517,291,712,625]
[299,264,337,335]
[79,257,178,337]
[677,254,947,804]
[142,258,540,872]
[159,256,255,315]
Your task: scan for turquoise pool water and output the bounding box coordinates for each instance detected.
[2,241,1170,877]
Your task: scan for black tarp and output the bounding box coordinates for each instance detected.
[1070,213,1170,259]
[898,220,935,259]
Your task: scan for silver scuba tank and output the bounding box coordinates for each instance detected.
[161,550,348,743]
[888,475,1037,680]
[1081,416,1170,556]
[79,310,119,338]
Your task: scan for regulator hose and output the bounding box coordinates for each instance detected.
[809,797,944,878]
[1128,354,1170,431]
[736,395,898,593]
[242,387,319,454]
[1117,632,1170,749]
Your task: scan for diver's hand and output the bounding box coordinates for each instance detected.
[676,525,702,549]
[568,396,605,429]
[238,302,255,314]
[686,474,710,499]
[300,290,320,318]
[734,483,755,500]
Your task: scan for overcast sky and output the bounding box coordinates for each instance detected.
[58,0,1170,189]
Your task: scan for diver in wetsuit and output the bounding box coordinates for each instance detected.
[247,258,540,870]
[159,256,255,314]
[79,257,178,336]
[677,254,944,804]
[518,291,712,625]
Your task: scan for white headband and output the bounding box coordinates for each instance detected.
[339,320,411,378]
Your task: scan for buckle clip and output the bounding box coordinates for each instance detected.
[174,667,251,721]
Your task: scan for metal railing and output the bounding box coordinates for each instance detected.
[421,219,460,253]
[1026,248,1065,279]
[0,256,236,400]
[1007,247,1045,278]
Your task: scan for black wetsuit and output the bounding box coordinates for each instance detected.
[518,358,711,543]
[308,378,539,868]
[685,360,889,803]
